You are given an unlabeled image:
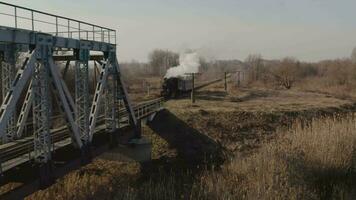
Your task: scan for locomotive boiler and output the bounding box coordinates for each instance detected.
[161,76,193,99]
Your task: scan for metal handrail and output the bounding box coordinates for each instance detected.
[0,1,117,44]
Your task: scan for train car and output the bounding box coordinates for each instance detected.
[161,76,193,99]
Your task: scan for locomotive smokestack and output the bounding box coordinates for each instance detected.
[165,52,200,78]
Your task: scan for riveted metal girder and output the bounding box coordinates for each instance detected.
[89,59,109,141]
[16,80,33,138]
[75,49,90,144]
[112,57,138,127]
[105,73,118,132]
[32,52,52,163]
[1,44,17,142]
[48,58,83,148]
[0,50,37,137]
[0,26,116,52]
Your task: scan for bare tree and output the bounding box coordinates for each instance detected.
[272,57,298,89]
[351,47,356,63]
[245,54,263,82]
[148,49,179,76]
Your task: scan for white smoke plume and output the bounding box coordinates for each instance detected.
[165,52,200,78]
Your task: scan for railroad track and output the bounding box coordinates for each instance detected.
[0,98,164,172]
[0,77,224,172]
[195,77,227,90]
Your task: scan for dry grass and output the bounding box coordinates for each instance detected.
[20,83,356,200]
[167,83,353,113]
[23,113,356,200]
[27,160,140,200]
[197,115,356,200]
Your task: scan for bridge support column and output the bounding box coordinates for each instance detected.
[0,49,3,178]
[75,49,92,165]
[1,44,17,143]
[106,70,119,149]
[135,119,142,139]
[128,125,151,162]
[108,129,118,149]
[105,73,117,132]
[33,42,54,188]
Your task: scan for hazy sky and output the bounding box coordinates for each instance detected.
[1,0,356,62]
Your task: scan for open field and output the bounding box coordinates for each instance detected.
[24,80,356,199]
[2,2,356,199]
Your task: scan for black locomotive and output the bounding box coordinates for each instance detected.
[161,76,193,99]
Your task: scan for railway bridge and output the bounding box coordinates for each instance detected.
[0,2,164,198]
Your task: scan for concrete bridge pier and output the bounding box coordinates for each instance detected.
[38,161,55,189]
[127,137,152,162]
[128,118,151,162]
[127,113,158,162]
[80,143,93,166]
[100,113,159,163]
[109,129,119,149]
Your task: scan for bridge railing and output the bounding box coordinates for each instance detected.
[0,1,116,44]
[0,97,165,171]
[131,97,164,119]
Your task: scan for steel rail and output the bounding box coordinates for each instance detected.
[0,98,164,171]
[0,75,219,171]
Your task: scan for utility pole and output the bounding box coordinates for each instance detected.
[191,74,195,103]
[237,71,241,87]
[147,83,150,96]
[186,73,199,104]
[224,72,228,91]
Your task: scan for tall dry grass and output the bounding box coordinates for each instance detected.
[27,160,140,200]
[27,115,356,200]
[196,115,356,200]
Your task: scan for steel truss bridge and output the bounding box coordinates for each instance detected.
[0,2,164,198]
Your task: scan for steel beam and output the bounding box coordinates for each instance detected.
[62,60,70,78]
[48,59,83,148]
[1,44,17,142]
[105,73,118,132]
[0,50,36,137]
[32,61,51,163]
[89,60,109,141]
[108,55,140,138]
[75,49,90,144]
[113,59,138,127]
[31,41,58,189]
[53,55,104,62]
[16,81,33,138]
[0,27,116,52]
[60,75,75,112]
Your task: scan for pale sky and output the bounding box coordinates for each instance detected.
[1,0,356,62]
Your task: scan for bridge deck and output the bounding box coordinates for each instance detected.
[0,98,163,172]
[0,26,116,52]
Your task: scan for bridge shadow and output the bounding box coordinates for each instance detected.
[146,109,226,167]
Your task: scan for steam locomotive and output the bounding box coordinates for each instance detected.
[161,76,193,99]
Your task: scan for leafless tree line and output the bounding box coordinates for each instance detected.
[245,49,356,90]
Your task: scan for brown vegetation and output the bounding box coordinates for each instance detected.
[244,54,356,98]
[28,160,140,200]
[197,115,356,199]
[11,49,356,199]
[33,110,356,200]
[22,81,356,199]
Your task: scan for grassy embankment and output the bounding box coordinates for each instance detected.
[28,84,356,200]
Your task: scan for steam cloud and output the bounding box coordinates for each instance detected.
[165,52,200,78]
